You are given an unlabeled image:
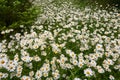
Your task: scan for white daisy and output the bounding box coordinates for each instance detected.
[84,68,94,77]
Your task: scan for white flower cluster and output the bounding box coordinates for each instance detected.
[0,0,120,80]
[1,29,13,34]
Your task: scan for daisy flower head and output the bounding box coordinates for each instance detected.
[0,58,8,68]
[21,76,31,80]
[74,77,81,80]
[109,75,115,80]
[35,70,42,79]
[96,43,103,51]
[84,68,94,77]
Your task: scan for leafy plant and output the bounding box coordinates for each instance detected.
[0,0,40,33]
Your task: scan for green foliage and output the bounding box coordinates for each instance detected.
[92,0,120,6]
[0,0,40,32]
[67,0,120,11]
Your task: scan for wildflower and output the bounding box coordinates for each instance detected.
[21,76,31,80]
[96,44,103,51]
[33,55,41,62]
[41,51,47,56]
[43,72,48,77]
[109,75,115,80]
[0,59,8,68]
[29,71,34,77]
[16,72,21,78]
[72,59,78,65]
[78,62,84,68]
[52,70,60,80]
[17,65,23,72]
[74,78,81,80]
[96,66,105,73]
[0,72,3,79]
[84,68,94,77]
[2,73,8,78]
[6,64,16,72]
[89,60,97,67]
[35,70,42,79]
[21,56,33,63]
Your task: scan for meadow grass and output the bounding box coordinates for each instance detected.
[0,0,120,80]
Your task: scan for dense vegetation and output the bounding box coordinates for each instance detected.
[70,0,120,10]
[0,0,40,38]
[0,0,120,80]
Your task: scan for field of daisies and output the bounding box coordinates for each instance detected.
[0,0,120,80]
